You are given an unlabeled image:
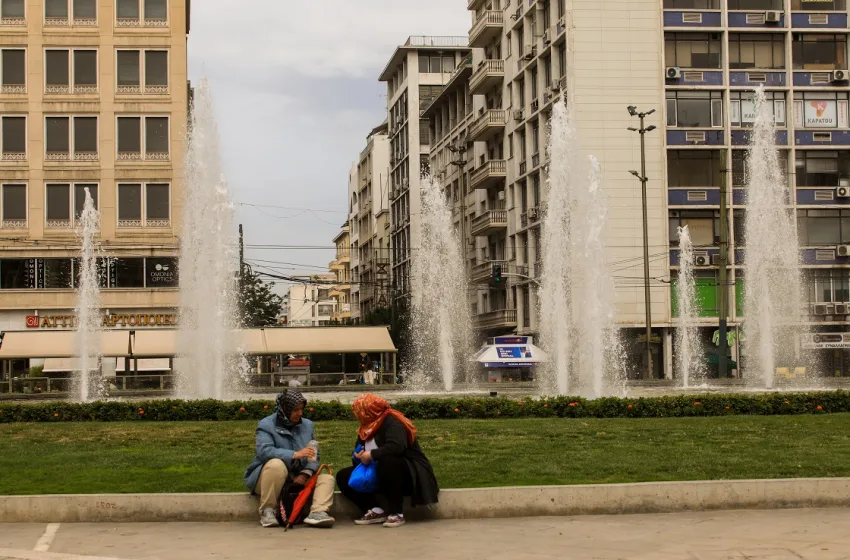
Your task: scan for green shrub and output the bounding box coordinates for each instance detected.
[0,391,846,423]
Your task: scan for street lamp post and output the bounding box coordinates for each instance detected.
[628,106,657,380]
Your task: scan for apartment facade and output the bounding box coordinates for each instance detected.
[328,223,351,323]
[419,0,850,378]
[378,36,470,300]
[286,276,338,328]
[0,0,189,346]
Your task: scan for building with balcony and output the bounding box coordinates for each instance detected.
[329,223,352,323]
[378,36,470,300]
[0,0,189,374]
[286,276,338,328]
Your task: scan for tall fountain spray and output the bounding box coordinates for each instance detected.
[742,86,803,389]
[408,174,472,391]
[74,187,101,402]
[675,225,705,387]
[539,100,623,397]
[176,79,239,400]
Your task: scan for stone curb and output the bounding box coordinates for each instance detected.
[1,478,849,523]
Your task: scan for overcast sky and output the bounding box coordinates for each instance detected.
[186,1,469,287]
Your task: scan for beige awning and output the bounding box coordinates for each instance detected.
[130,330,176,358]
[115,358,172,372]
[42,357,99,372]
[0,331,131,359]
[263,326,396,354]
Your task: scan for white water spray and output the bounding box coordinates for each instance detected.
[742,86,803,388]
[675,225,705,387]
[74,188,101,401]
[408,174,471,391]
[539,100,623,397]
[176,79,240,399]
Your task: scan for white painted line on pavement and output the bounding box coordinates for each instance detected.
[0,547,122,560]
[33,523,60,552]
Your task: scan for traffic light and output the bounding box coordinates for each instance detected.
[492,264,503,285]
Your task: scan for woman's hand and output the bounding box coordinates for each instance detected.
[355,450,373,465]
[293,447,317,460]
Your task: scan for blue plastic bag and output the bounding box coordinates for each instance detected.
[349,444,379,493]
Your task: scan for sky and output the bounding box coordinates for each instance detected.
[186,0,470,287]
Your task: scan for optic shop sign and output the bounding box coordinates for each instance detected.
[25,313,178,329]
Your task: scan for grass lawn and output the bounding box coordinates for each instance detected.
[1,415,850,495]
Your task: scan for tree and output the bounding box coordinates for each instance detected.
[239,270,284,327]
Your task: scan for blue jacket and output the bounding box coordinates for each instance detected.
[244,413,320,493]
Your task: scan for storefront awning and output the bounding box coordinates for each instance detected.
[263,326,396,354]
[474,337,547,369]
[115,358,171,372]
[0,331,131,359]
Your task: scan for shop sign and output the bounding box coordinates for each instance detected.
[146,258,178,288]
[496,346,533,359]
[804,100,838,128]
[25,313,178,329]
[801,333,850,349]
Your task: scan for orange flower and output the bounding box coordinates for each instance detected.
[475,403,480,407]
[53,413,59,417]
[454,408,459,413]
[568,402,577,407]
[627,404,633,409]
[172,406,177,409]
[263,404,269,409]
[518,402,524,406]
[725,406,731,410]
[309,407,314,412]
[785,400,790,405]
[817,405,823,411]
[694,402,701,406]
[139,410,144,415]
[239,407,245,412]
[543,404,549,408]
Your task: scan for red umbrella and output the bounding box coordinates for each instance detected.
[285,464,333,532]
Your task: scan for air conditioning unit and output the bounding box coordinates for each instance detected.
[528,207,539,220]
[513,109,524,121]
[551,79,561,91]
[839,186,850,198]
[666,67,681,79]
[498,190,506,201]
[531,99,540,112]
[838,245,850,257]
[765,10,781,23]
[835,303,850,315]
[833,69,849,82]
[542,29,551,44]
[814,303,829,316]
[694,254,710,266]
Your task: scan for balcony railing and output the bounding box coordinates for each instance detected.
[469,109,507,142]
[470,160,507,190]
[476,309,519,330]
[470,210,508,237]
[470,10,504,48]
[405,36,467,48]
[470,60,505,95]
[471,260,508,284]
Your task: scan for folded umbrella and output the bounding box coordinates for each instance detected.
[285,464,333,532]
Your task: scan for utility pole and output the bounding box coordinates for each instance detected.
[628,106,657,380]
[238,223,244,293]
[718,151,729,378]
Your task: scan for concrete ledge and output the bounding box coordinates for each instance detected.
[2,478,849,523]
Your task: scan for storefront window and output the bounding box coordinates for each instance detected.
[793,92,849,129]
[0,258,35,289]
[43,258,72,289]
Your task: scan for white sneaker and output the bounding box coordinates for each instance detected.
[260,507,279,528]
[304,511,335,528]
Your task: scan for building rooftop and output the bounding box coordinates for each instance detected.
[379,36,468,82]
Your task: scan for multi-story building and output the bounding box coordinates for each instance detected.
[286,276,338,328]
[378,36,470,300]
[350,121,391,318]
[0,0,189,361]
[329,223,351,323]
[418,0,850,379]
[347,163,360,321]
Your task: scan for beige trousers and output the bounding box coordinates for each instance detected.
[256,458,335,515]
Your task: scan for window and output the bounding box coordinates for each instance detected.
[792,0,846,10]
[47,0,94,23]
[669,210,719,246]
[1,49,24,92]
[666,90,723,127]
[1,116,25,160]
[417,54,455,73]
[793,91,849,129]
[0,259,34,288]
[45,116,97,161]
[117,116,169,160]
[729,34,785,70]
[732,150,789,188]
[792,34,847,70]
[796,151,850,187]
[1,0,25,21]
[663,0,720,7]
[45,49,97,93]
[117,49,168,94]
[667,150,723,187]
[146,257,177,288]
[116,0,167,26]
[45,183,97,227]
[43,259,72,289]
[112,258,145,288]
[558,43,566,78]
[730,91,786,127]
[1,183,26,227]
[727,0,783,8]
[807,269,850,305]
[798,209,850,245]
[664,33,722,69]
[117,183,170,227]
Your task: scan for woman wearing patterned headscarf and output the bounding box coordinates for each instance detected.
[244,390,336,529]
[336,394,439,528]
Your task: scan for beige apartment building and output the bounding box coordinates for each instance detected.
[328,223,351,323]
[0,0,189,347]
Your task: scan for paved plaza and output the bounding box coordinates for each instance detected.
[0,508,848,560]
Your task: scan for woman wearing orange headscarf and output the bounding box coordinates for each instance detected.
[336,394,439,528]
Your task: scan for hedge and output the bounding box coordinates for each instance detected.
[0,392,846,423]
